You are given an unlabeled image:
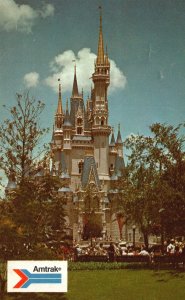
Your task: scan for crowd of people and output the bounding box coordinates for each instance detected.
[58,239,185,262]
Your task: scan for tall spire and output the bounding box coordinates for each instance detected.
[116,123,123,144]
[97,6,104,65]
[63,98,72,127]
[72,64,79,97]
[57,79,63,114]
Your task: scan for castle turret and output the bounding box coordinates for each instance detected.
[51,80,65,172]
[55,79,64,129]
[116,124,123,157]
[109,128,117,175]
[92,7,111,179]
[70,66,84,128]
[63,99,72,150]
[72,65,79,98]
[92,7,110,128]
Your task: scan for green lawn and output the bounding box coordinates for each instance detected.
[67,269,185,300]
[3,269,185,300]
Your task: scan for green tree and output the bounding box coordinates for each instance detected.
[0,92,48,181]
[124,122,185,246]
[122,157,160,249]
[150,123,185,238]
[2,175,66,260]
[0,93,66,260]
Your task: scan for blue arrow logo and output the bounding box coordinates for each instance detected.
[14,269,62,288]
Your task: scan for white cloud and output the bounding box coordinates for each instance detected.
[110,60,127,92]
[24,72,40,88]
[45,48,127,94]
[39,3,55,18]
[0,0,55,33]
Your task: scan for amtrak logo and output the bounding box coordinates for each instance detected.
[13,268,62,288]
[7,261,67,293]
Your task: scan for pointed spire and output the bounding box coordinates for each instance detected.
[116,123,123,144]
[97,6,104,65]
[63,99,72,127]
[57,79,63,114]
[72,64,79,97]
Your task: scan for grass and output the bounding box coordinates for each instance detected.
[2,267,185,300]
[67,269,185,300]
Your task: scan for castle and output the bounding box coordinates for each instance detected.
[50,11,127,242]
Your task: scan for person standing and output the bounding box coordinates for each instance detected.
[108,242,115,262]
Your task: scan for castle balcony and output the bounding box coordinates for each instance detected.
[92,126,111,136]
[54,128,63,135]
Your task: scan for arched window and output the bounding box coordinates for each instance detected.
[101,117,105,126]
[77,118,82,125]
[77,118,82,134]
[77,127,82,134]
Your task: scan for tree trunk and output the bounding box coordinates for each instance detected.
[0,278,6,297]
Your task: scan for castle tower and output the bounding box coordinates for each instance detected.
[70,66,85,130]
[55,79,64,129]
[52,80,64,172]
[92,8,111,179]
[50,10,126,242]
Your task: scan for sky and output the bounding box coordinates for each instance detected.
[0,0,185,145]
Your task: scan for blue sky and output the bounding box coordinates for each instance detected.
[0,0,185,144]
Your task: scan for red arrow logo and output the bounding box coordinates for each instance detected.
[13,269,29,288]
